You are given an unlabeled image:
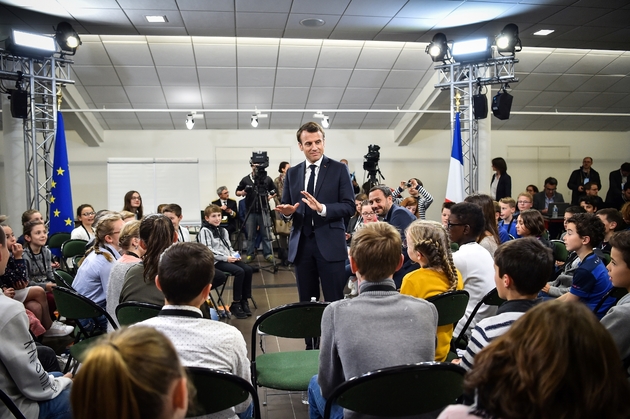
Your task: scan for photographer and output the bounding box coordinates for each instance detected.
[235,160,276,264]
[392,178,434,220]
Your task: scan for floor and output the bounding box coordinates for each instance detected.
[209,255,311,419]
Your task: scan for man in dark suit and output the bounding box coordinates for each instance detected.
[368,185,417,288]
[275,122,355,304]
[211,186,238,235]
[567,156,601,205]
[533,177,565,215]
[605,162,630,207]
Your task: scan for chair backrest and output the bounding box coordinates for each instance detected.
[324,362,466,418]
[594,286,629,316]
[453,288,505,349]
[52,286,118,332]
[250,301,329,360]
[0,388,26,419]
[61,239,87,258]
[116,301,162,326]
[53,271,72,288]
[427,290,470,327]
[55,269,74,286]
[550,240,568,262]
[47,232,71,250]
[185,367,261,419]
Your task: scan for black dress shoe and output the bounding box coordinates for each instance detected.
[241,300,252,316]
[229,302,248,319]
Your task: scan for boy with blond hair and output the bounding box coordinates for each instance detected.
[498,197,518,242]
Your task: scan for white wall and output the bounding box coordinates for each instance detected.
[1,127,629,224]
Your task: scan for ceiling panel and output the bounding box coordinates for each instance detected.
[1,0,629,132]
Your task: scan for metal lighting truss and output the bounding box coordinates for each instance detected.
[433,57,518,195]
[0,50,74,215]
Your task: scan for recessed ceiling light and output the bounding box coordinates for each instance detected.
[145,15,168,23]
[300,18,325,27]
[533,29,554,36]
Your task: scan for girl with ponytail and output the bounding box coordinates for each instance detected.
[400,219,463,362]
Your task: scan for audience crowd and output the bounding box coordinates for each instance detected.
[2,153,630,419]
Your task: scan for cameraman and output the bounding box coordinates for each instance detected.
[392,178,434,220]
[235,163,276,263]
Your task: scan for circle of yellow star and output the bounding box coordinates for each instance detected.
[65,218,72,226]
[50,196,56,203]
[54,209,60,217]
[56,167,65,176]
[51,180,57,188]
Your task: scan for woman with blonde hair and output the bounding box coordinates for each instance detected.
[72,212,124,331]
[106,220,144,330]
[438,301,630,419]
[401,219,463,361]
[71,326,188,419]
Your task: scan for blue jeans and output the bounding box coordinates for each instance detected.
[245,212,272,258]
[237,401,254,419]
[308,375,343,419]
[38,372,72,419]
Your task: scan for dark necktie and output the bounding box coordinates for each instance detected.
[303,164,317,235]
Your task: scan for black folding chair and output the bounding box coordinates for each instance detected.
[324,362,466,418]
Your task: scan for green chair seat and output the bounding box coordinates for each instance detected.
[69,335,104,363]
[255,350,320,391]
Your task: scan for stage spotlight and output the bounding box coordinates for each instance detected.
[251,111,267,128]
[313,112,330,128]
[5,29,56,58]
[495,24,521,55]
[185,113,195,129]
[492,85,513,120]
[55,22,82,55]
[452,38,491,63]
[426,33,449,62]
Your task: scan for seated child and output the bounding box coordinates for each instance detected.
[601,230,630,376]
[401,219,463,361]
[0,229,72,419]
[1,220,72,337]
[459,237,553,370]
[596,208,624,254]
[71,326,188,419]
[162,203,190,242]
[558,213,613,318]
[579,195,598,214]
[308,222,438,419]
[198,204,253,320]
[441,201,455,229]
[498,197,518,242]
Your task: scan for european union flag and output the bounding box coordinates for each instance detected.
[49,111,74,237]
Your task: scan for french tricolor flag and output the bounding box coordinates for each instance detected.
[445,112,465,203]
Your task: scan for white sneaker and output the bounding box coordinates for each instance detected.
[43,321,74,337]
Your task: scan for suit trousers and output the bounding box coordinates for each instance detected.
[294,231,346,302]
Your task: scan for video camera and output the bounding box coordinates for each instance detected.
[363,144,380,173]
[248,151,275,195]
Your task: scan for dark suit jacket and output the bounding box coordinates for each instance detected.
[491,172,511,201]
[567,167,601,205]
[533,191,565,211]
[606,169,625,204]
[282,156,355,263]
[211,198,238,232]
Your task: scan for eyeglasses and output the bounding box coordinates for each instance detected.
[81,212,95,216]
[517,200,532,204]
[447,221,467,229]
[361,212,376,217]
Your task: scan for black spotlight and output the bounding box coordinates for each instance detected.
[492,85,513,120]
[495,23,521,55]
[473,83,488,120]
[426,33,449,62]
[55,22,82,55]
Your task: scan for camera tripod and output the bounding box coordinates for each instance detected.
[235,186,279,274]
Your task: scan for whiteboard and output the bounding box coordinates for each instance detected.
[107,158,201,226]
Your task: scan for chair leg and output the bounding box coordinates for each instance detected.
[214,277,231,319]
[249,295,258,309]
